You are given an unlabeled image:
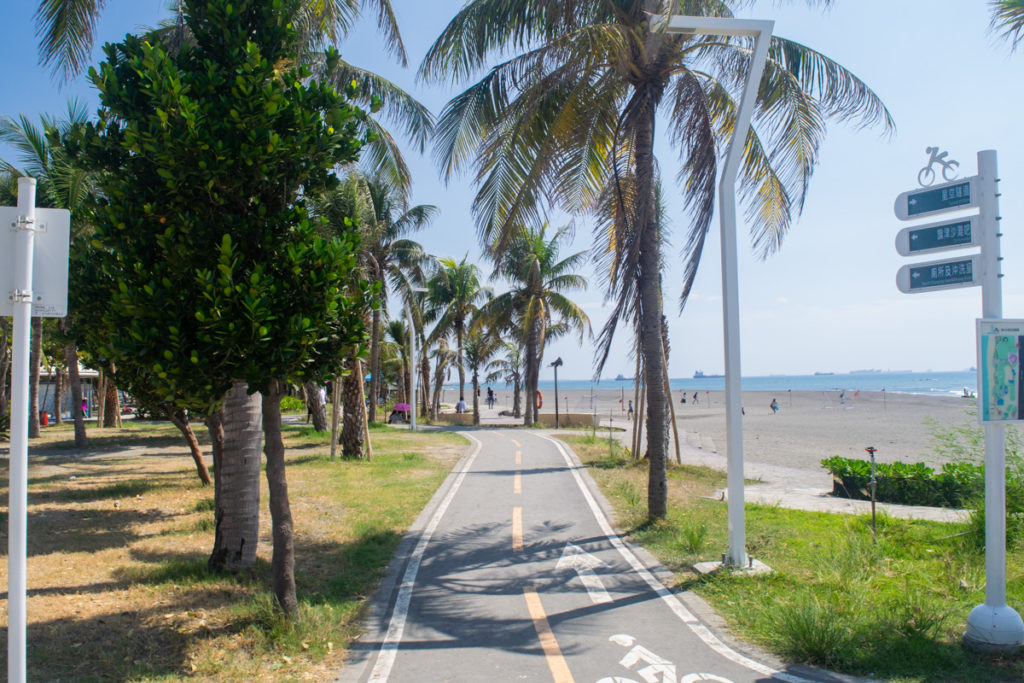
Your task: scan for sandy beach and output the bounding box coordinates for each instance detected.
[503,388,980,473]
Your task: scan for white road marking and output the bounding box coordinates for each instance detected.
[556,542,611,604]
[538,434,815,683]
[368,434,483,681]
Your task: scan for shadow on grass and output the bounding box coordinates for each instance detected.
[0,530,412,681]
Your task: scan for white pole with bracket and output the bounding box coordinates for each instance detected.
[8,177,37,683]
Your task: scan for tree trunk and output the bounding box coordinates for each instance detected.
[64,343,87,448]
[304,381,328,432]
[166,406,212,485]
[103,375,120,428]
[341,356,367,458]
[455,321,466,402]
[471,371,480,426]
[635,102,668,520]
[330,379,342,459]
[262,380,298,616]
[368,306,382,423]
[208,380,262,571]
[53,366,63,424]
[29,317,41,437]
[523,317,541,426]
[419,353,430,422]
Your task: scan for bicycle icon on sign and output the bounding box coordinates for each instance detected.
[918,146,959,186]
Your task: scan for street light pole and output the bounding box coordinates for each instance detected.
[550,357,563,428]
[650,12,774,568]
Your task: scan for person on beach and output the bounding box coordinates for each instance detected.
[692,392,698,405]
[486,387,495,409]
[680,393,686,405]
[627,400,634,420]
[456,396,467,413]
[770,397,779,414]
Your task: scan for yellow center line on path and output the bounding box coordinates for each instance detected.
[514,471,522,495]
[515,450,522,465]
[512,506,523,552]
[511,438,521,448]
[523,587,575,683]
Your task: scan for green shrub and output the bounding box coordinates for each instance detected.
[280,396,305,413]
[820,456,982,508]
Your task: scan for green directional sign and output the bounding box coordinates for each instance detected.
[907,181,971,216]
[894,177,978,221]
[908,219,973,252]
[909,258,974,290]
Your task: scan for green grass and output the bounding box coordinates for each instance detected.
[562,435,1024,682]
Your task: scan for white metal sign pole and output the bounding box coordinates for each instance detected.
[8,176,37,683]
[965,149,1024,651]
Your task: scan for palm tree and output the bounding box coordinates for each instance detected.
[992,0,1024,49]
[486,340,525,418]
[422,0,892,518]
[426,256,490,403]
[1,101,95,447]
[479,224,590,426]
[358,173,436,423]
[463,323,500,425]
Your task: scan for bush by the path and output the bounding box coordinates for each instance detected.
[821,456,982,508]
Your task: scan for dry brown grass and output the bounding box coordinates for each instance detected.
[0,420,467,681]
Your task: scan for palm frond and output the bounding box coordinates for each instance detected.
[991,0,1024,50]
[35,0,106,83]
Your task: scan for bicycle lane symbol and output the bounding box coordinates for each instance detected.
[918,146,960,186]
[595,634,735,683]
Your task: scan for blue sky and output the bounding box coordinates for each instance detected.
[2,1,1021,381]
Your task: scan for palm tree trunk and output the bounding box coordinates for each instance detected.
[419,353,430,421]
[53,367,63,424]
[635,103,668,520]
[330,379,342,459]
[471,371,480,426]
[262,379,297,616]
[523,318,541,426]
[513,377,521,418]
[208,380,262,571]
[64,342,87,448]
[455,322,466,401]
[165,406,212,485]
[631,351,642,460]
[103,376,120,428]
[341,356,366,458]
[368,306,382,422]
[29,317,41,438]
[304,380,328,431]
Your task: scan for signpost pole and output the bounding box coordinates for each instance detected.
[965,150,1024,652]
[8,177,37,683]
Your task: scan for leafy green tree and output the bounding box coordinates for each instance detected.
[34,0,431,190]
[480,224,590,426]
[992,0,1024,49]
[422,0,892,518]
[426,256,490,403]
[486,340,524,418]
[75,0,369,613]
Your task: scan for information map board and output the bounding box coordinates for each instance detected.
[978,319,1024,423]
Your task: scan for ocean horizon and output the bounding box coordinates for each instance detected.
[459,370,977,397]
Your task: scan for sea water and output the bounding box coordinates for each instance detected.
[523,370,977,397]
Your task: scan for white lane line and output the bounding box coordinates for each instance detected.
[538,434,814,683]
[368,434,483,681]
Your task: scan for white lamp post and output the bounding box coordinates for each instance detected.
[649,12,774,567]
[405,287,428,430]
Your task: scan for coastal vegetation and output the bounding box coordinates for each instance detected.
[565,432,1024,682]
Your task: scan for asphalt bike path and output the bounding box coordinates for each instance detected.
[341,429,843,683]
